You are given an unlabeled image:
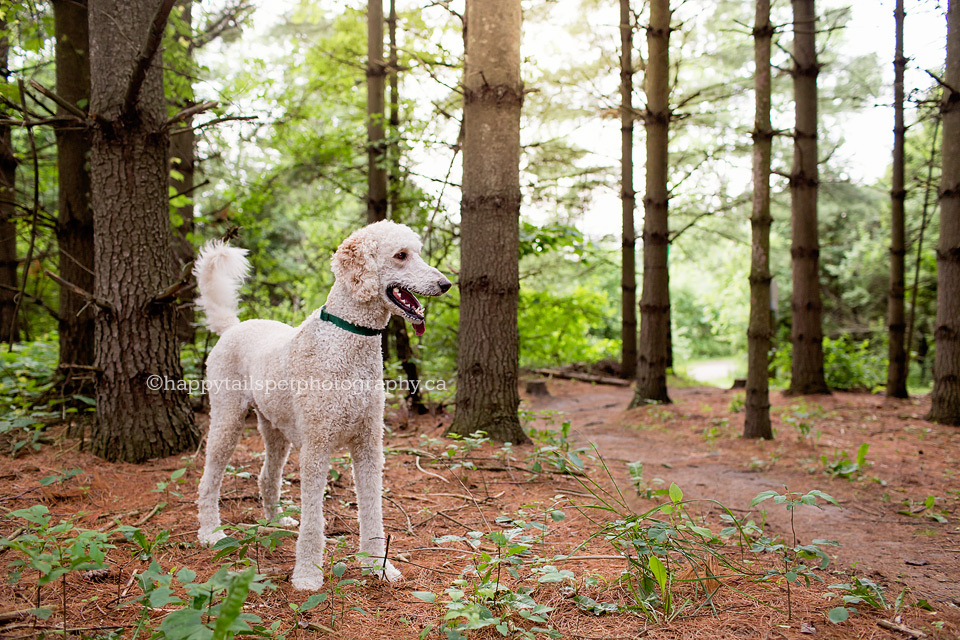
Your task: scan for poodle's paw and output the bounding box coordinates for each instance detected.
[198,528,227,548]
[291,569,324,591]
[275,516,299,528]
[362,557,404,582]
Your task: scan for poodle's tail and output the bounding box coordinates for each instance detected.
[193,240,250,335]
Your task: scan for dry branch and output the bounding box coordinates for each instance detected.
[531,368,631,387]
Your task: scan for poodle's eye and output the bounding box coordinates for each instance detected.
[395,251,407,261]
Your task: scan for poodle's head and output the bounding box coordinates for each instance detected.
[331,221,452,334]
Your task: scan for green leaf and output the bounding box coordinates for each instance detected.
[171,468,187,480]
[648,555,667,591]
[668,483,683,504]
[827,606,849,623]
[212,568,255,640]
[27,607,53,620]
[412,591,436,603]
[177,568,197,583]
[159,608,209,640]
[300,592,328,611]
[332,562,347,578]
[751,490,779,506]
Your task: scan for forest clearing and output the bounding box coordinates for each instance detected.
[1,0,960,637]
[0,378,958,638]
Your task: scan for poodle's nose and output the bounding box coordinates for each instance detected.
[438,277,452,293]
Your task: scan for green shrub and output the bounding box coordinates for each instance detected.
[772,334,885,392]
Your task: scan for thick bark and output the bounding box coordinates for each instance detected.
[449,0,527,442]
[53,0,96,386]
[367,0,387,224]
[0,24,19,343]
[928,0,960,425]
[169,0,196,343]
[887,0,909,398]
[787,0,829,396]
[631,0,671,406]
[620,0,637,380]
[88,0,198,462]
[745,0,774,439]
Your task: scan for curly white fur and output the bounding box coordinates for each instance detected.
[194,221,451,591]
[193,240,251,334]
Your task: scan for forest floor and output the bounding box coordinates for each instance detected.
[0,378,958,639]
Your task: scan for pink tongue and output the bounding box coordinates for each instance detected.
[415,320,425,336]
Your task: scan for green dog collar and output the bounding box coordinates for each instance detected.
[319,306,383,337]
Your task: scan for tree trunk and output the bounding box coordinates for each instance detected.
[169,0,196,343]
[53,0,96,388]
[88,0,199,462]
[631,0,671,407]
[385,0,425,412]
[449,0,527,443]
[745,0,774,439]
[0,24,19,344]
[620,0,637,380]
[928,0,960,425]
[367,0,387,224]
[887,0,909,398]
[787,0,829,396]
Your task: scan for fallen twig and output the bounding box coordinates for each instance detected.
[877,619,927,639]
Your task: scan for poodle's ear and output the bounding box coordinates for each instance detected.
[331,233,380,302]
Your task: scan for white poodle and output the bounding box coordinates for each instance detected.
[193,220,451,590]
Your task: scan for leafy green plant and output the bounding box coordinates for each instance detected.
[727,393,745,413]
[750,488,842,618]
[821,443,869,479]
[426,519,563,639]
[897,495,949,523]
[211,513,298,569]
[526,420,590,474]
[130,562,276,639]
[1,505,114,633]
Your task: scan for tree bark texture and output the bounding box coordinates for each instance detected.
[88,0,198,462]
[169,0,197,343]
[887,0,909,398]
[367,0,387,224]
[787,0,829,396]
[450,0,527,442]
[631,0,671,406]
[53,0,96,381]
[928,0,960,425]
[745,0,774,439]
[620,0,637,380]
[0,24,19,343]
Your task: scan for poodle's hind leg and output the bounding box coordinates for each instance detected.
[197,398,246,547]
[256,414,296,527]
[350,426,402,582]
[291,440,331,591]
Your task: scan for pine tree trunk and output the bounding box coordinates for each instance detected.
[887,0,909,398]
[53,0,96,386]
[0,24,19,344]
[385,0,425,412]
[367,0,387,224]
[928,0,960,425]
[620,0,637,380]
[631,0,671,407]
[449,0,527,442]
[88,0,198,462]
[787,0,829,396]
[745,0,774,439]
[169,0,196,343]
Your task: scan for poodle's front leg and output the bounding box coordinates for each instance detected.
[291,441,331,591]
[351,432,403,582]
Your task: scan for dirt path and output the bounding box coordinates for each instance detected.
[523,377,960,606]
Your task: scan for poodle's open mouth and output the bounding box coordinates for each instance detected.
[386,285,426,335]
